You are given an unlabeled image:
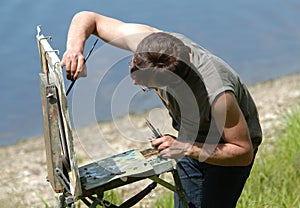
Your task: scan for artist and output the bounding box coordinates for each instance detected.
[61,11,262,208]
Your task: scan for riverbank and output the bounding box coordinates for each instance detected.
[1,72,300,207]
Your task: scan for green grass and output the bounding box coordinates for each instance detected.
[154,191,174,207]
[237,106,300,208]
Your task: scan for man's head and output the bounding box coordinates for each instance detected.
[129,32,192,89]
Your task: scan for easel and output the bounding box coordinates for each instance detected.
[36,26,188,208]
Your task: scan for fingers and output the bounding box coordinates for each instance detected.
[61,51,85,80]
[74,56,85,79]
[151,135,174,151]
[158,149,172,159]
[150,137,163,149]
[151,135,189,159]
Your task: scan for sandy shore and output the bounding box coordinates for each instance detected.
[1,73,300,208]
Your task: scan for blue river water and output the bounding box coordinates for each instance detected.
[0,0,300,146]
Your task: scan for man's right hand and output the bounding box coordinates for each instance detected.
[61,50,85,80]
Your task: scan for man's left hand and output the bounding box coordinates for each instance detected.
[151,134,191,159]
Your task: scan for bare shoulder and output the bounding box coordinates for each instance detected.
[212,91,237,113]
[118,23,162,51]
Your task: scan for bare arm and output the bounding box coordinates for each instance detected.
[152,92,254,166]
[187,91,254,166]
[61,11,160,80]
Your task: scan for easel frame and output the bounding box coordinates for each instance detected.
[36,26,188,208]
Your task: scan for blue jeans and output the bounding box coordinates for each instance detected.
[174,157,255,208]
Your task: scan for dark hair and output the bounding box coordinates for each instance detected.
[130,32,193,86]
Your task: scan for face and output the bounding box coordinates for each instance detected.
[129,57,161,90]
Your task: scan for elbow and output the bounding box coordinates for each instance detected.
[240,147,254,166]
[73,11,92,19]
[73,11,98,22]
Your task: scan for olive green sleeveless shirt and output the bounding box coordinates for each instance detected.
[157,32,262,150]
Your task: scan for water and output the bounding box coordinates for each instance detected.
[0,0,300,146]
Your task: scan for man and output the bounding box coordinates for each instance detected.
[61,11,262,208]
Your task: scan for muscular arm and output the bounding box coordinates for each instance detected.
[153,92,254,166]
[186,91,254,166]
[61,11,160,79]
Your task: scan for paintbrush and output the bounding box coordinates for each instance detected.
[145,119,190,178]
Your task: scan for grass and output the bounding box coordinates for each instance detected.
[237,106,300,208]
[154,191,174,208]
